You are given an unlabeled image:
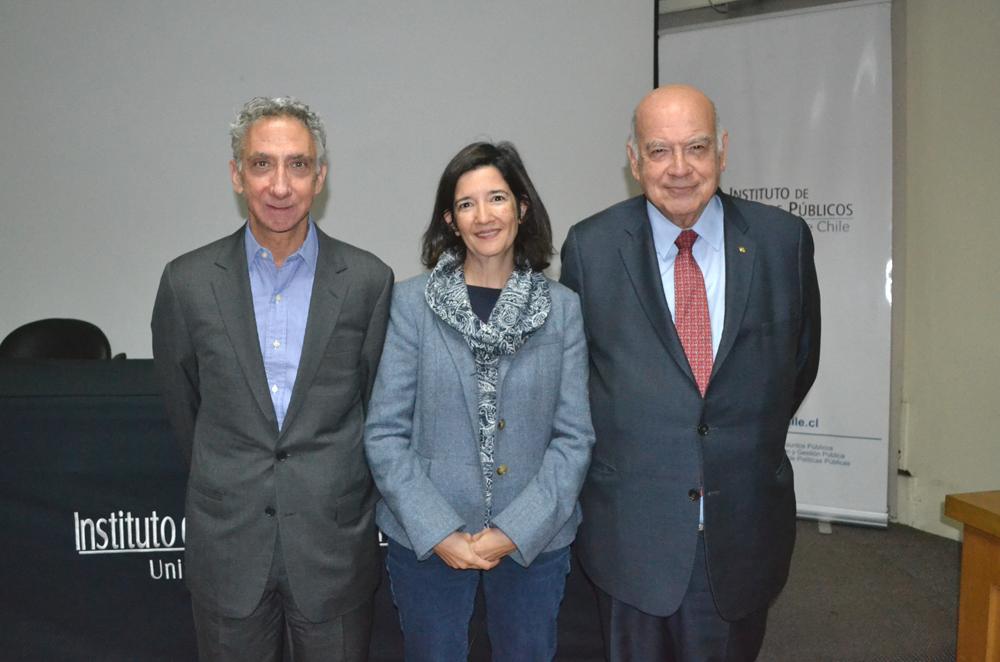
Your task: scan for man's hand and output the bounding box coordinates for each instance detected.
[470,528,517,563]
[433,532,499,570]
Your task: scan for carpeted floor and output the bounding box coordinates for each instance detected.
[758,520,960,661]
[370,520,961,661]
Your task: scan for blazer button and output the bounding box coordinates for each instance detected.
[497,419,506,431]
[496,464,508,476]
[688,489,701,501]
[697,424,710,436]
[264,506,276,517]
[276,450,289,462]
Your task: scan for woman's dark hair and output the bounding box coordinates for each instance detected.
[421,141,554,271]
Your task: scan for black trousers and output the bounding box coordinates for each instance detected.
[594,534,768,662]
[191,536,373,662]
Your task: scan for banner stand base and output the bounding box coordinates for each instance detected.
[797,504,889,528]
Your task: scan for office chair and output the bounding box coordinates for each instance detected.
[0,318,117,359]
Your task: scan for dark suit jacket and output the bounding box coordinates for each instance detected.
[151,225,393,621]
[560,192,820,621]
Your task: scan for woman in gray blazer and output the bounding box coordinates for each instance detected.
[364,141,595,661]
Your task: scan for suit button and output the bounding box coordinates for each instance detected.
[264,506,276,517]
[697,424,709,436]
[496,464,508,476]
[276,450,288,461]
[688,489,701,501]
[497,419,506,431]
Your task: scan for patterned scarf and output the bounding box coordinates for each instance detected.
[425,250,551,526]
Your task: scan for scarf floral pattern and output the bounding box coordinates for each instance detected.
[425,250,551,527]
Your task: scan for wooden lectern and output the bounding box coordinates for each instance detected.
[945,490,1000,661]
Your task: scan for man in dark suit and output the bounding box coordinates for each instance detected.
[152,96,393,661]
[560,84,820,660]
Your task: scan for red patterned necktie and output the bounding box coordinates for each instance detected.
[674,230,713,397]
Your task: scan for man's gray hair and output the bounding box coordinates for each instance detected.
[230,96,327,172]
[628,105,725,160]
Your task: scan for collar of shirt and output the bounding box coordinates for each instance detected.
[243,219,319,274]
[646,194,724,260]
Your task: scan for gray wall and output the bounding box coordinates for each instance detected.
[0,1,652,358]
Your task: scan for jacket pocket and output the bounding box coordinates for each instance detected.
[188,479,224,502]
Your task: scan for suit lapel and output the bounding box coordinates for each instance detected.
[713,193,757,377]
[617,198,696,384]
[211,228,277,430]
[280,230,349,435]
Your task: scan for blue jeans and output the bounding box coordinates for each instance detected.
[386,538,571,662]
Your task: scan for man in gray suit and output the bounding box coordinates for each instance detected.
[560,85,821,660]
[152,96,393,661]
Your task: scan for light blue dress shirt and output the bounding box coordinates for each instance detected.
[647,195,726,358]
[244,221,318,431]
[647,195,726,527]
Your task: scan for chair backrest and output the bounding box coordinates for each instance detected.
[0,318,113,359]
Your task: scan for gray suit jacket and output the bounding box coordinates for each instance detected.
[151,225,393,621]
[363,274,595,566]
[560,193,820,621]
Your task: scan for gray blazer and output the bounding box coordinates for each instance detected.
[151,226,393,622]
[561,193,821,621]
[364,274,595,567]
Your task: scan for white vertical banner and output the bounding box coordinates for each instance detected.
[659,0,892,525]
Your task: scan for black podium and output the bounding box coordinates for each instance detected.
[0,360,193,660]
